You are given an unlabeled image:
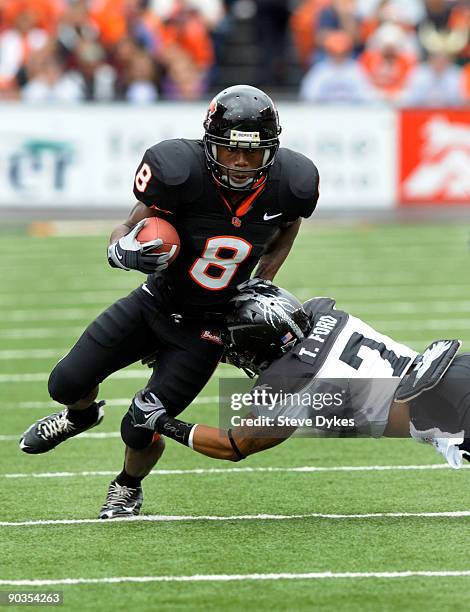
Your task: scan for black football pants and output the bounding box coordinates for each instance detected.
[48,286,223,448]
[409,353,470,435]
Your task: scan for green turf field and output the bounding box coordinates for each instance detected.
[1,222,470,611]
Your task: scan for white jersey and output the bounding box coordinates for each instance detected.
[255,298,418,437]
[315,314,417,380]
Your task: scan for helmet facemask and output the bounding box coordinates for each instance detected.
[221,325,287,378]
[203,133,279,192]
[203,85,282,192]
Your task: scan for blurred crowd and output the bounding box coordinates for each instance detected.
[0,0,224,102]
[294,0,470,105]
[0,0,469,105]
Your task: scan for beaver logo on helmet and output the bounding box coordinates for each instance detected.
[206,97,218,126]
[203,84,282,192]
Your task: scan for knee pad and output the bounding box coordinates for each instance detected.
[48,362,86,406]
[121,409,154,450]
[409,394,461,435]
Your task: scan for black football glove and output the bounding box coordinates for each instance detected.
[130,391,167,431]
[108,219,177,274]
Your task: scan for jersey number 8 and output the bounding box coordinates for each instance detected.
[190,236,252,290]
[135,163,152,193]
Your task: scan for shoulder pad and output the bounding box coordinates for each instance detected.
[395,339,461,403]
[303,297,337,319]
[255,352,313,392]
[145,139,204,199]
[277,148,319,220]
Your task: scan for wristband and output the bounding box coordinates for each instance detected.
[155,413,196,447]
[228,428,246,460]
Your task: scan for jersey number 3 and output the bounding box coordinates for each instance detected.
[190,236,252,290]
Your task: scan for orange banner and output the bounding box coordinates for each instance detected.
[399,109,470,205]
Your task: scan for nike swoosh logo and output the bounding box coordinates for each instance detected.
[116,250,123,260]
[141,283,154,297]
[263,212,283,221]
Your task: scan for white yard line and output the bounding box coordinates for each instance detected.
[0,328,84,340]
[344,302,470,314]
[0,285,469,307]
[2,339,470,361]
[0,292,124,307]
[0,283,133,294]
[0,280,469,298]
[2,510,470,528]
[0,371,147,383]
[367,319,470,330]
[0,309,99,322]
[1,319,468,342]
[0,464,464,478]
[0,432,122,441]
[2,396,219,410]
[0,349,68,359]
[2,570,470,586]
[0,370,240,383]
[1,301,470,318]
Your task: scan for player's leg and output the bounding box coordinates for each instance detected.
[99,325,223,518]
[405,354,470,467]
[383,402,410,437]
[20,289,159,454]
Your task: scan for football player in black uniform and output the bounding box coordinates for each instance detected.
[19,85,320,518]
[131,283,470,471]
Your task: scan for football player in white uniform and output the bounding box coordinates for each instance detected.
[131,282,469,469]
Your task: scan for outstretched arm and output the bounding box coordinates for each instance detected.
[132,404,295,462]
[191,422,293,461]
[254,219,301,281]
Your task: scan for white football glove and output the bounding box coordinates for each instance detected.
[410,422,469,469]
[108,219,177,274]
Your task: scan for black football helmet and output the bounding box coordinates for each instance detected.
[222,283,310,377]
[203,84,281,191]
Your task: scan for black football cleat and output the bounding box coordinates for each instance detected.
[19,401,105,454]
[99,480,144,519]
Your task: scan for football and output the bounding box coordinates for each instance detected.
[136,217,180,263]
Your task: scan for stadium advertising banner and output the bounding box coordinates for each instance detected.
[0,103,397,210]
[399,109,470,206]
[281,105,397,210]
[0,104,203,208]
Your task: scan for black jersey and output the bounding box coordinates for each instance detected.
[133,139,319,313]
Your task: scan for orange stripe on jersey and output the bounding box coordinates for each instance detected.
[150,204,173,215]
[235,182,266,217]
[217,179,266,218]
